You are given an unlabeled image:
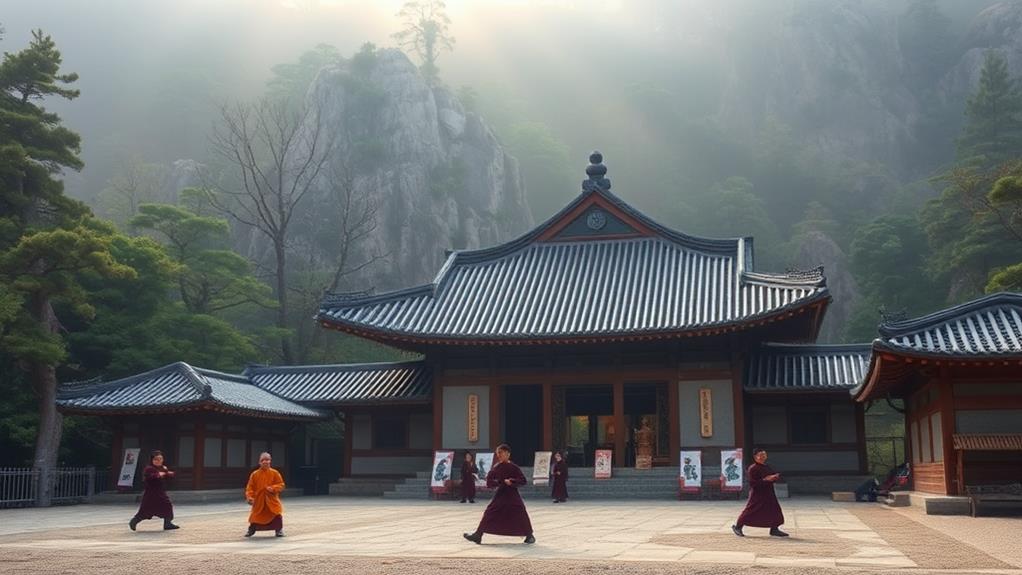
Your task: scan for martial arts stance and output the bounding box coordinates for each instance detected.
[732,448,788,537]
[463,444,535,544]
[460,451,478,504]
[245,452,286,537]
[551,451,568,503]
[129,450,179,531]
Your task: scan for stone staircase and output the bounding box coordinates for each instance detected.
[383,467,730,500]
[328,476,412,497]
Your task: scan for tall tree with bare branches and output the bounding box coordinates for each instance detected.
[207,97,332,363]
[392,0,455,83]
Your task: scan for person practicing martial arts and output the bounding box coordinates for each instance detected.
[732,448,788,537]
[460,451,478,504]
[245,452,286,538]
[463,443,535,544]
[551,451,568,503]
[129,450,179,531]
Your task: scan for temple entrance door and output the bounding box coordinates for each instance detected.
[503,384,542,460]
[563,385,614,467]
[624,384,662,467]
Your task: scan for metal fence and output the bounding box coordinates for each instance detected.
[0,466,110,508]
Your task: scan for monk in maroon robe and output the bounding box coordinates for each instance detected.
[460,452,478,503]
[129,450,179,531]
[551,451,568,503]
[732,448,788,537]
[463,444,534,544]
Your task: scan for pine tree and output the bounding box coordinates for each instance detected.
[957,51,1022,167]
[392,0,455,83]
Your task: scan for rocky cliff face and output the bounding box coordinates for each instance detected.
[304,49,533,291]
[939,2,1022,108]
[790,230,860,344]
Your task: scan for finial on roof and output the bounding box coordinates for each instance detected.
[582,151,611,193]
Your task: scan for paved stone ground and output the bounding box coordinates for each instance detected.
[1,497,1020,574]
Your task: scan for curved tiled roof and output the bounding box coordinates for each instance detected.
[746,343,871,392]
[875,292,1022,357]
[246,361,431,405]
[318,186,829,344]
[57,362,328,420]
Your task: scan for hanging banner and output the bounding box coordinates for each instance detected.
[679,450,702,492]
[474,452,494,488]
[117,448,141,488]
[467,393,479,443]
[430,451,455,493]
[532,451,552,485]
[594,449,613,479]
[699,388,713,438]
[720,448,743,492]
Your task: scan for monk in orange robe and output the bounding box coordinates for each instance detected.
[244,452,286,537]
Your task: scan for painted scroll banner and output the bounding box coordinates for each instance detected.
[467,393,479,443]
[594,449,613,479]
[430,451,455,494]
[533,451,552,485]
[679,450,702,492]
[699,387,713,438]
[117,448,141,488]
[720,448,743,492]
[474,452,494,488]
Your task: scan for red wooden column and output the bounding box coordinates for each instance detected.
[110,424,123,488]
[343,412,353,477]
[855,402,868,473]
[937,366,957,494]
[668,380,680,466]
[613,381,625,465]
[489,381,501,447]
[193,421,205,490]
[730,354,746,449]
[432,379,444,450]
[542,382,553,451]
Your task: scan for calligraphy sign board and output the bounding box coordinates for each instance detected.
[532,451,552,485]
[430,451,454,493]
[467,393,479,443]
[679,450,702,492]
[117,448,141,488]
[720,448,743,492]
[474,452,494,488]
[699,388,713,438]
[594,449,613,479]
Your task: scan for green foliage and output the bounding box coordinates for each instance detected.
[266,43,340,102]
[503,122,574,220]
[957,51,1022,167]
[392,0,455,83]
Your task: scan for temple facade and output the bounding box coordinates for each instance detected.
[56,154,1022,497]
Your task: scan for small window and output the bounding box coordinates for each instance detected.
[226,438,247,467]
[204,437,223,467]
[373,416,409,450]
[789,409,828,444]
[177,436,195,467]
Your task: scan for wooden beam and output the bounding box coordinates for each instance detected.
[938,366,957,495]
[343,413,353,478]
[613,381,625,466]
[731,355,745,449]
[433,377,444,450]
[193,421,205,490]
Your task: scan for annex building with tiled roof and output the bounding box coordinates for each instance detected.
[58,154,1022,498]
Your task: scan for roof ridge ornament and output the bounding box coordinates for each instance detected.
[582,151,611,193]
[784,265,824,281]
[322,289,375,307]
[878,306,909,325]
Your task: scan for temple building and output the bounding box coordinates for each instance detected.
[55,153,1021,500]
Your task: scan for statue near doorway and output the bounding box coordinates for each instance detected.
[634,417,654,469]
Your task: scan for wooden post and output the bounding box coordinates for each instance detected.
[343,412,353,478]
[193,421,205,490]
[731,354,746,449]
[855,402,868,473]
[542,382,553,451]
[938,366,956,495]
[433,378,444,450]
[613,381,625,466]
[110,424,123,491]
[669,380,680,466]
[489,381,500,447]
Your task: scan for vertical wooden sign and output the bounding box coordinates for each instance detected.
[467,393,479,443]
[699,388,713,438]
